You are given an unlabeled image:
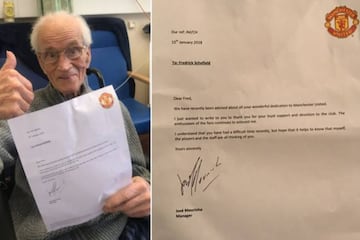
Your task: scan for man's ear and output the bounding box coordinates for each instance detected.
[85,47,92,67]
[37,55,48,75]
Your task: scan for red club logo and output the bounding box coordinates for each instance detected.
[325,6,359,38]
[99,92,114,109]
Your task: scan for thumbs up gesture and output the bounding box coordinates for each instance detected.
[0,51,34,119]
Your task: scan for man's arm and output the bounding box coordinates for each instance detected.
[103,102,150,217]
[0,188,17,240]
[103,176,150,217]
[0,121,19,240]
[0,51,34,120]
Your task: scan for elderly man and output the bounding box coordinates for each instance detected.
[0,11,150,240]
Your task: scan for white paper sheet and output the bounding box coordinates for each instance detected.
[152,1,360,239]
[8,86,132,232]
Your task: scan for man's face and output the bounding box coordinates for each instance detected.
[37,19,91,97]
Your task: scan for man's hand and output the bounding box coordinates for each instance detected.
[0,51,34,120]
[103,176,150,218]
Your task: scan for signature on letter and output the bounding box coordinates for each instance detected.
[47,179,65,197]
[177,156,222,196]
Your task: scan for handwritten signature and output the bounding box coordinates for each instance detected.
[177,156,222,196]
[47,179,65,197]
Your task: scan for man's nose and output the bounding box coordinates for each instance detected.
[56,53,72,70]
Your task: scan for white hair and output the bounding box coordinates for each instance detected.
[30,11,92,52]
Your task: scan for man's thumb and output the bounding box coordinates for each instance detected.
[1,50,17,71]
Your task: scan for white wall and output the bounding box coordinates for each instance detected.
[119,13,150,105]
[1,0,150,17]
